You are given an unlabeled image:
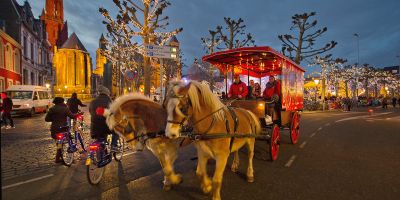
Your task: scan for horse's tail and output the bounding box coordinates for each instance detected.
[247,110,262,135]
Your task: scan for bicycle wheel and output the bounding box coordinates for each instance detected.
[113,138,124,161]
[86,150,105,185]
[62,137,74,166]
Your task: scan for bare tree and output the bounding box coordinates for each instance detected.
[99,0,182,95]
[279,12,337,64]
[217,17,255,50]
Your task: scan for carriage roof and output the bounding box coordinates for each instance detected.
[202,46,305,78]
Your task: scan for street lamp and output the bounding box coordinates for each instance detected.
[353,33,360,101]
[354,33,360,66]
[314,79,320,100]
[45,83,50,89]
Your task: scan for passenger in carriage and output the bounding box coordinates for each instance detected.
[247,80,255,99]
[263,75,282,125]
[253,82,261,98]
[228,74,248,99]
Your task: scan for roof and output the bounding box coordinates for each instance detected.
[202,46,305,78]
[60,32,88,52]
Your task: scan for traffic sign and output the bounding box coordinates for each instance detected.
[145,45,177,53]
[145,45,178,59]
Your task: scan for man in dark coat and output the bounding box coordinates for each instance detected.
[45,97,77,163]
[67,93,86,114]
[1,92,14,129]
[89,86,119,150]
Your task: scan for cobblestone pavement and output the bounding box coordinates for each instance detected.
[1,108,92,180]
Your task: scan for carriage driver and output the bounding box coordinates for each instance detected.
[263,75,282,125]
[228,74,248,99]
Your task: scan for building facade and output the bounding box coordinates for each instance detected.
[94,34,114,95]
[40,0,68,49]
[53,32,91,99]
[0,29,21,91]
[18,1,53,87]
[0,0,52,90]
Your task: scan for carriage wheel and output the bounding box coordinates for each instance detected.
[290,112,300,144]
[269,124,280,161]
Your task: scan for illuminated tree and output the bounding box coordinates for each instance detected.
[279,12,337,64]
[310,54,346,102]
[99,0,182,95]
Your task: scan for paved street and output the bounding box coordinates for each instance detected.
[2,107,400,200]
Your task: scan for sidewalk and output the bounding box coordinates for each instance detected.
[302,105,400,114]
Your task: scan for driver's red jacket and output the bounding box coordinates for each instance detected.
[263,80,281,99]
[228,81,248,99]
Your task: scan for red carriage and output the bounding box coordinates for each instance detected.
[202,46,305,160]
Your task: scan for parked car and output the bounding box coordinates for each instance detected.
[6,85,52,117]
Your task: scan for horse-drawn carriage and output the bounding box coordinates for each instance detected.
[202,46,305,161]
[104,46,305,200]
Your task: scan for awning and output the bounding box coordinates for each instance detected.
[202,46,305,78]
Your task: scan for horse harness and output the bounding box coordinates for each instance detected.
[111,108,165,145]
[167,93,258,152]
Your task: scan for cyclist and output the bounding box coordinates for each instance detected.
[45,97,77,163]
[67,93,87,149]
[89,86,120,155]
[67,93,87,114]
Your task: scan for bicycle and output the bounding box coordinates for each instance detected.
[86,133,125,185]
[55,112,86,166]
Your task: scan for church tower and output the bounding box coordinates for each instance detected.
[40,0,68,49]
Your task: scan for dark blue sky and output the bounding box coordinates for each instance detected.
[24,0,400,74]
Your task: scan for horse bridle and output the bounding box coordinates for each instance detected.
[111,107,153,144]
[165,93,191,126]
[165,91,225,135]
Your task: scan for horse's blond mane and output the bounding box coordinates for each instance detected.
[187,81,225,120]
[109,93,153,114]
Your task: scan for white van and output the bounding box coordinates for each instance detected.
[6,85,52,117]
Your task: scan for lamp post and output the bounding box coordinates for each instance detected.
[354,33,360,66]
[314,79,320,101]
[353,33,360,101]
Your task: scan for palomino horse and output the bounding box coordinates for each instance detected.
[104,93,188,190]
[164,81,261,200]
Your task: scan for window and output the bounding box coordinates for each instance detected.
[7,79,13,88]
[6,91,33,99]
[38,75,43,86]
[33,91,38,100]
[38,48,42,65]
[14,49,20,73]
[0,41,3,68]
[31,72,35,85]
[23,36,27,56]
[23,69,29,84]
[38,91,49,99]
[0,78,4,92]
[6,44,13,70]
[30,42,33,62]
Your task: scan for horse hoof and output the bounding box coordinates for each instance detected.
[171,174,183,185]
[163,184,172,191]
[247,176,254,183]
[201,185,212,194]
[231,167,238,173]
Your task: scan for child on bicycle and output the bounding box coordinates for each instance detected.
[45,97,77,163]
[89,86,120,155]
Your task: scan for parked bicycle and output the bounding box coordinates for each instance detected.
[55,112,86,166]
[86,133,124,185]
